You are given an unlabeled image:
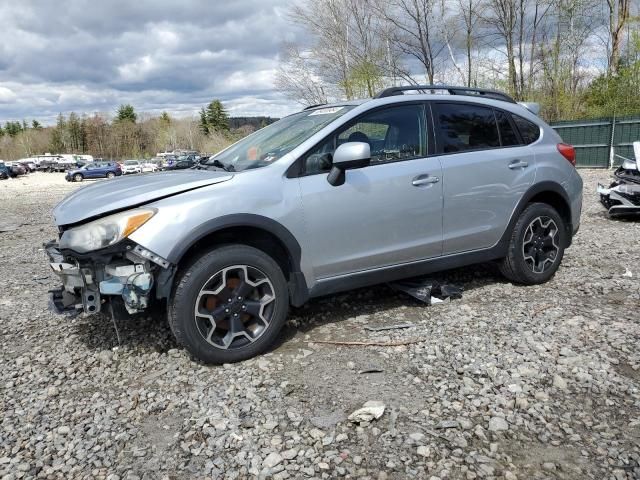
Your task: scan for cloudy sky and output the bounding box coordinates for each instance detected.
[0,0,304,125]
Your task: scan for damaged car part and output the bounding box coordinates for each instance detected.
[389,277,464,305]
[46,239,165,316]
[598,141,640,217]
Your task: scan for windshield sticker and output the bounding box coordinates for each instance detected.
[308,106,344,116]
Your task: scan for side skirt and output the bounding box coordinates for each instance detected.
[308,245,506,299]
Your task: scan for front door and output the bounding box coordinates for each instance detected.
[432,102,537,254]
[297,103,443,280]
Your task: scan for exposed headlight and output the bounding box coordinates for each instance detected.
[59,208,156,253]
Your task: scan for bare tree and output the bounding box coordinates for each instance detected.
[607,0,632,73]
[458,0,487,86]
[274,43,328,106]
[484,0,520,97]
[373,0,444,84]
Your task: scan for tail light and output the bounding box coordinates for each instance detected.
[557,143,576,166]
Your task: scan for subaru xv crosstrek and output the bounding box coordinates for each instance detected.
[45,86,583,364]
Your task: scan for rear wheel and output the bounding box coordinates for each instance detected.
[499,202,566,285]
[168,245,289,364]
[73,173,83,182]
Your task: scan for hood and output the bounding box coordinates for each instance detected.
[54,170,233,226]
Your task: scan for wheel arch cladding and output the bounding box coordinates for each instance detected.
[165,214,308,306]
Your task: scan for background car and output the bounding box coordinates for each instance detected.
[165,156,196,170]
[7,162,27,177]
[65,162,122,182]
[122,160,142,174]
[141,162,158,173]
[0,162,10,179]
[19,161,37,172]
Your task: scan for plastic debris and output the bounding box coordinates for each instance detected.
[348,400,386,423]
[363,323,414,332]
[358,367,384,374]
[598,141,640,217]
[389,277,463,305]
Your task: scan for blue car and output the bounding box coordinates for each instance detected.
[66,162,122,182]
[0,162,10,180]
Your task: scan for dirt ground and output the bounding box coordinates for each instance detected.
[1,170,639,480]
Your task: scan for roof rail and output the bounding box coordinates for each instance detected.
[303,103,327,110]
[374,85,516,104]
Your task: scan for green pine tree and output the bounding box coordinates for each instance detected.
[205,99,229,132]
[116,104,137,123]
[199,107,209,134]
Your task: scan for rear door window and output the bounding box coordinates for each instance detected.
[511,114,540,144]
[434,103,500,153]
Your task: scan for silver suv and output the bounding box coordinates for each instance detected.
[46,86,583,364]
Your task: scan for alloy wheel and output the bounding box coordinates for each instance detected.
[522,216,560,274]
[194,265,276,350]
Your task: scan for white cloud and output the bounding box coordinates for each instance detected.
[0,87,16,104]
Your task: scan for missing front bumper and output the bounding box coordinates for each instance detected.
[45,241,159,316]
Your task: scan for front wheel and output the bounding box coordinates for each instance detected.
[106,172,115,179]
[168,245,289,364]
[499,202,567,285]
[73,173,83,182]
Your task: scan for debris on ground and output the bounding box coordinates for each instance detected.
[310,338,425,347]
[389,277,463,304]
[358,367,384,374]
[363,323,414,332]
[348,401,386,423]
[598,141,640,216]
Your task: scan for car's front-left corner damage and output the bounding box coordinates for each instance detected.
[45,208,173,318]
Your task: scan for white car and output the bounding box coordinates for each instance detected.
[141,162,158,173]
[122,160,142,174]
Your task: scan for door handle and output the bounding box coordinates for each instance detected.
[412,174,440,186]
[508,160,528,169]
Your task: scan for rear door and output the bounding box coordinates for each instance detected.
[432,102,537,254]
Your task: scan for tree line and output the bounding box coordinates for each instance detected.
[0,100,257,161]
[275,0,639,121]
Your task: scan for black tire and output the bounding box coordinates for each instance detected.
[499,202,567,285]
[106,172,115,179]
[168,245,289,364]
[73,173,83,182]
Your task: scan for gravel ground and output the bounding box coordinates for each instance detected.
[1,170,639,480]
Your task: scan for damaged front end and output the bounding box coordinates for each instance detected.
[598,144,640,217]
[46,208,173,317]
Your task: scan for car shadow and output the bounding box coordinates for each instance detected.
[271,261,507,350]
[72,262,508,356]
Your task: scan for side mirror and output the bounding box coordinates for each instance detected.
[327,141,371,186]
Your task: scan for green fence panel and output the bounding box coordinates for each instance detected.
[612,118,640,166]
[551,116,640,168]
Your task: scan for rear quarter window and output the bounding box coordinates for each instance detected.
[512,114,540,144]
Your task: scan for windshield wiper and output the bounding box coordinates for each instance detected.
[209,159,235,172]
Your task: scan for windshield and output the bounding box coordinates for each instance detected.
[205,105,355,171]
[124,160,138,165]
